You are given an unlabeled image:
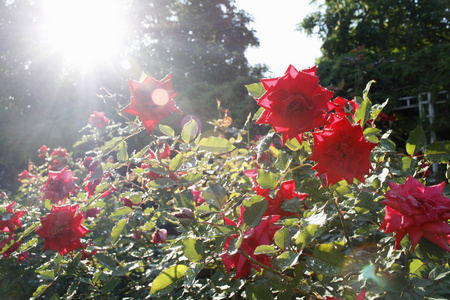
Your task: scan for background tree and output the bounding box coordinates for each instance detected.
[0,0,262,191]
[299,0,450,120]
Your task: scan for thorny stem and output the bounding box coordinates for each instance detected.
[319,177,361,267]
[280,163,313,182]
[330,198,361,268]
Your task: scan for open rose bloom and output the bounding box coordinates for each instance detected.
[255,65,334,145]
[380,176,450,251]
[310,117,377,186]
[40,167,79,204]
[123,74,182,134]
[221,208,281,278]
[36,204,90,255]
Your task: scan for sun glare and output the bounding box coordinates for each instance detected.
[40,0,128,66]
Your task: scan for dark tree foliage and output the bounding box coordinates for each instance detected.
[0,0,261,191]
[299,0,450,144]
[299,0,450,100]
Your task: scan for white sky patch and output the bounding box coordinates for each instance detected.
[235,0,324,76]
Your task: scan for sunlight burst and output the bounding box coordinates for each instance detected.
[41,0,128,66]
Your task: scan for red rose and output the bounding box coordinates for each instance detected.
[38,145,49,158]
[18,170,34,183]
[0,201,26,234]
[221,207,281,278]
[121,197,140,209]
[310,117,377,186]
[255,65,334,145]
[123,74,182,134]
[257,180,308,218]
[0,235,22,259]
[333,96,359,119]
[151,228,167,244]
[89,111,108,128]
[191,190,205,206]
[379,176,450,252]
[82,207,101,219]
[36,204,90,255]
[49,147,68,171]
[40,167,80,204]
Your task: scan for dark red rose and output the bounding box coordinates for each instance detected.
[82,207,101,219]
[379,176,450,252]
[18,170,34,183]
[123,74,182,134]
[255,65,334,145]
[121,197,140,209]
[82,157,99,173]
[49,147,68,171]
[0,201,26,234]
[310,117,377,186]
[0,235,22,259]
[333,96,359,119]
[89,111,108,128]
[257,180,308,218]
[191,190,205,206]
[18,251,29,264]
[151,228,167,244]
[221,207,281,279]
[36,204,90,255]
[40,167,80,204]
[38,145,49,158]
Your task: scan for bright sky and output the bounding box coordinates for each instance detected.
[235,0,324,76]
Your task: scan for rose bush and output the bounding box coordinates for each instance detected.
[0,66,449,299]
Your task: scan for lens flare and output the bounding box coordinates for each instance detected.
[151,89,170,106]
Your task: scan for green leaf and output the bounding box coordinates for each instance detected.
[32,285,49,299]
[148,177,177,188]
[181,118,199,143]
[425,141,450,163]
[117,141,129,162]
[295,224,322,250]
[243,200,267,227]
[274,227,290,251]
[308,243,345,276]
[203,182,227,209]
[245,82,266,98]
[254,245,277,255]
[406,125,425,156]
[111,219,127,245]
[275,150,291,172]
[159,124,175,137]
[273,251,299,271]
[95,253,117,270]
[246,284,274,300]
[169,152,183,172]
[354,97,371,128]
[198,136,235,153]
[150,265,188,295]
[178,172,202,186]
[285,137,302,151]
[182,238,204,262]
[256,170,277,189]
[102,277,121,293]
[109,207,132,220]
